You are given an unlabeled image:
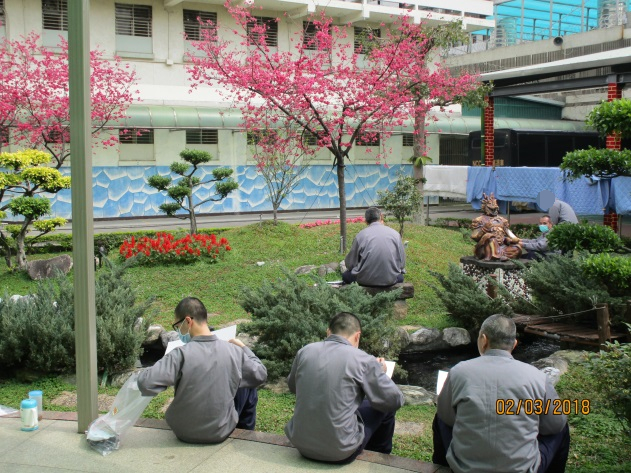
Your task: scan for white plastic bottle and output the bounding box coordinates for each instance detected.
[20,399,39,431]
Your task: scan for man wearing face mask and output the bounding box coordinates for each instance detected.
[137,297,267,443]
[518,215,554,259]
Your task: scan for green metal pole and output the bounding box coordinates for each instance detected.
[68,0,98,433]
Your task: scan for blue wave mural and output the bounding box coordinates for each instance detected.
[41,164,412,219]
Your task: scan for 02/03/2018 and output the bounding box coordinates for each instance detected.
[496,398,590,416]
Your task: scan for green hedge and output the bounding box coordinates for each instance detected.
[0,261,152,375]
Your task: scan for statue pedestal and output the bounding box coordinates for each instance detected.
[459,256,531,299]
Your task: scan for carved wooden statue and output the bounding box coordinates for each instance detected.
[471,193,522,261]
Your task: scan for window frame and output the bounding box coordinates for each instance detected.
[119,128,154,144]
[115,3,152,38]
[185,129,219,145]
[42,0,68,31]
[183,9,217,42]
[356,132,380,147]
[247,16,278,48]
[354,27,380,54]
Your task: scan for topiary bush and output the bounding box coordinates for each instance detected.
[0,261,152,376]
[239,271,401,381]
[582,254,631,297]
[547,222,623,254]
[429,263,514,332]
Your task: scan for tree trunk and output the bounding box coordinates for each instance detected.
[16,232,27,270]
[188,195,197,235]
[336,157,347,254]
[412,105,427,226]
[273,206,278,226]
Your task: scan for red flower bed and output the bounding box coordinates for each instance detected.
[119,232,231,265]
[300,217,365,229]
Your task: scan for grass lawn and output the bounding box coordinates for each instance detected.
[0,221,472,329]
[1,220,627,471]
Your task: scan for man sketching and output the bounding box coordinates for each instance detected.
[433,314,570,473]
[342,207,406,287]
[137,297,267,443]
[285,312,404,463]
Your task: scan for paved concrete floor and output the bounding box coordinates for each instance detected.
[50,204,630,238]
[0,413,449,473]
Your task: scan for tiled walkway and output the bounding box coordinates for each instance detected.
[0,412,450,473]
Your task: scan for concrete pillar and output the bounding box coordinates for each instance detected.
[604,82,622,232]
[484,96,495,167]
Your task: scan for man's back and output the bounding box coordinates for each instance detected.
[549,200,578,224]
[138,335,267,443]
[285,335,403,461]
[344,222,406,287]
[437,350,566,473]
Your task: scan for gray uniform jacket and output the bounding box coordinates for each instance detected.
[548,200,578,225]
[437,349,567,473]
[521,233,549,252]
[344,222,406,287]
[137,335,267,444]
[285,335,404,462]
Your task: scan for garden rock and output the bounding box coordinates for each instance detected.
[550,350,587,365]
[160,330,179,349]
[295,265,317,275]
[143,324,165,345]
[27,254,73,280]
[442,328,471,348]
[394,327,411,351]
[109,369,140,388]
[532,356,569,375]
[317,262,339,277]
[397,385,435,405]
[403,326,473,353]
[339,260,347,273]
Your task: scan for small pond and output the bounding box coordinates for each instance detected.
[394,334,562,391]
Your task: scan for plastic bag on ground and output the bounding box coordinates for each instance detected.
[0,405,18,416]
[86,371,152,455]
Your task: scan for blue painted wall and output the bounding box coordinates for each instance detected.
[44,164,411,219]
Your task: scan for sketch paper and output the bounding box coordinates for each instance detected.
[164,325,238,356]
[437,370,449,395]
[385,361,396,379]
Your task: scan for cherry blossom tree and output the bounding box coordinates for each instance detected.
[248,117,317,225]
[0,32,138,168]
[187,3,479,250]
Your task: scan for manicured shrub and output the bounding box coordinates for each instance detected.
[239,271,401,381]
[547,222,623,254]
[0,262,151,375]
[118,232,231,265]
[429,263,514,332]
[582,253,631,297]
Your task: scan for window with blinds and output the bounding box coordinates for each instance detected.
[247,17,278,47]
[402,134,414,147]
[0,0,6,26]
[186,129,218,145]
[303,21,331,51]
[120,128,154,144]
[43,0,68,31]
[183,10,217,41]
[115,4,152,37]
[356,132,380,147]
[354,27,380,54]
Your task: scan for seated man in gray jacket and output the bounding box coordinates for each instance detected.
[342,207,406,287]
[433,314,570,473]
[137,297,267,443]
[285,312,404,463]
[519,215,555,259]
